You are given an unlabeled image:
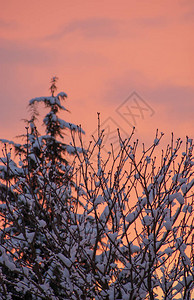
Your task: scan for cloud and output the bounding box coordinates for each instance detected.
[101,70,194,136]
[0,39,55,65]
[181,9,194,23]
[107,72,194,115]
[46,18,121,40]
[0,37,109,69]
[0,18,18,28]
[45,16,169,44]
[136,16,169,28]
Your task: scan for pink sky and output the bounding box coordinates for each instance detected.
[0,0,193,150]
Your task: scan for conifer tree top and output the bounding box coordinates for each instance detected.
[29,77,68,112]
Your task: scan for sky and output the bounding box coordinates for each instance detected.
[0,0,193,152]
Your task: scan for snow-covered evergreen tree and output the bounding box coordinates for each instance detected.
[29,77,84,164]
[0,78,85,299]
